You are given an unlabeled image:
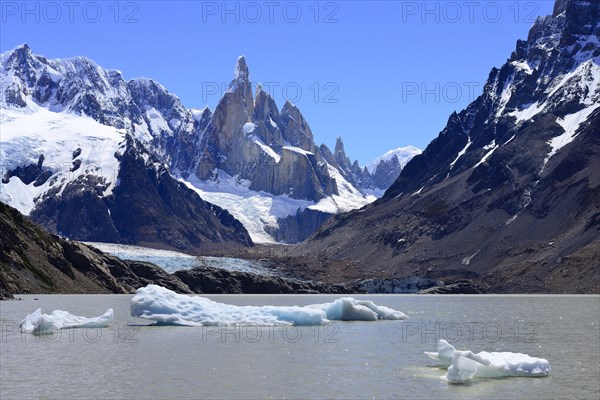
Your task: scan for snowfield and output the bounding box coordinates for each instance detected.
[0,105,125,214]
[544,103,600,168]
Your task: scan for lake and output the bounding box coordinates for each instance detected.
[1,294,598,399]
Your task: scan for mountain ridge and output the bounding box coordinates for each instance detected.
[0,46,419,243]
[296,0,600,293]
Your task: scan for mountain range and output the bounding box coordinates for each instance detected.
[1,0,597,294]
[0,46,418,246]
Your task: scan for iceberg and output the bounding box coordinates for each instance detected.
[424,339,457,368]
[310,297,406,321]
[20,308,114,335]
[130,285,408,326]
[425,340,551,383]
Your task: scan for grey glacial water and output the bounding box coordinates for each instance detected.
[1,295,598,399]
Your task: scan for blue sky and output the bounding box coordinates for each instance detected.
[1,1,555,165]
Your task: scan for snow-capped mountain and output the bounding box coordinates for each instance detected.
[316,138,421,198]
[300,0,600,293]
[366,146,422,173]
[0,44,252,250]
[359,145,422,195]
[179,56,379,242]
[0,46,406,244]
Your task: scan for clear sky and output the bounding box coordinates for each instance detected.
[1,1,555,165]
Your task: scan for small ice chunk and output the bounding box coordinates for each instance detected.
[130,285,408,326]
[20,308,114,335]
[425,340,551,383]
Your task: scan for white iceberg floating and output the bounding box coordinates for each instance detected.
[130,285,408,326]
[425,340,551,383]
[20,308,114,335]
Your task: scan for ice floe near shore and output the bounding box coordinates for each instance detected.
[20,308,114,335]
[426,340,551,383]
[130,285,408,326]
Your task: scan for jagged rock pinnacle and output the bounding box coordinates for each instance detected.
[234,56,249,80]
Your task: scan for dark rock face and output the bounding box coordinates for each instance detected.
[369,156,402,190]
[174,267,355,294]
[32,174,120,243]
[0,202,191,298]
[268,208,333,244]
[2,155,51,187]
[193,59,339,202]
[298,0,600,294]
[30,136,253,251]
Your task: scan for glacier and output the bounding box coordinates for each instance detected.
[20,308,114,335]
[426,340,551,383]
[85,242,279,275]
[183,170,375,243]
[130,285,408,326]
[0,106,126,215]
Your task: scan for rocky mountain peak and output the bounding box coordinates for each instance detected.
[192,106,212,121]
[255,82,264,94]
[225,55,254,119]
[6,43,32,59]
[253,84,280,122]
[8,43,32,59]
[4,43,41,90]
[334,136,345,154]
[334,136,352,171]
[281,99,295,112]
[234,55,249,80]
[279,100,315,147]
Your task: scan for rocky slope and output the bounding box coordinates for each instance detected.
[29,135,252,251]
[298,0,600,294]
[0,203,359,298]
[0,202,192,299]
[174,267,354,294]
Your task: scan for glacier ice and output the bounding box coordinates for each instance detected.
[20,308,114,335]
[311,297,406,321]
[130,285,408,326]
[425,340,551,383]
[424,339,457,368]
